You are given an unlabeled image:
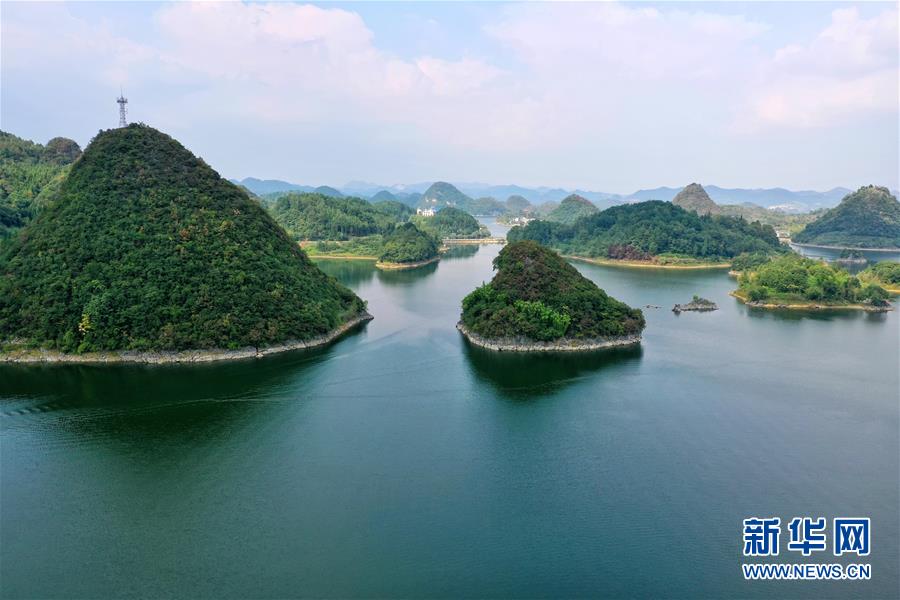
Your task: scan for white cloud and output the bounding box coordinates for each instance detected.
[736,7,899,131]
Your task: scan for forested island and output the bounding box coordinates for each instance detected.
[458,241,645,351]
[376,222,442,270]
[508,200,784,267]
[792,186,900,249]
[733,254,890,311]
[0,124,370,362]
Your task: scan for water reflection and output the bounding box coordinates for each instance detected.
[375,261,439,285]
[737,301,892,323]
[312,258,377,286]
[441,244,480,260]
[462,339,643,400]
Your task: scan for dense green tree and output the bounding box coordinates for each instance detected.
[372,199,414,222]
[793,186,900,248]
[379,223,440,264]
[460,241,645,342]
[545,194,598,224]
[0,131,81,239]
[509,200,784,261]
[860,261,900,285]
[737,254,888,306]
[269,192,402,240]
[0,124,366,353]
[412,206,488,239]
[506,195,532,214]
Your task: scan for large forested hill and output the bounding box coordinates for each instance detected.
[546,194,598,224]
[672,183,720,215]
[509,200,784,261]
[793,186,900,248]
[460,241,645,342]
[269,192,402,240]
[0,131,82,239]
[420,181,472,208]
[0,124,366,353]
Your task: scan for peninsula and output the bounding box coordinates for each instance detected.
[0,124,371,362]
[457,240,645,351]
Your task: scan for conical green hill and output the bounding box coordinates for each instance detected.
[0,124,367,353]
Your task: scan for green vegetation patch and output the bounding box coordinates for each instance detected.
[269,192,404,240]
[461,240,645,342]
[546,194,598,224]
[0,124,366,353]
[412,206,489,239]
[379,223,440,264]
[737,254,889,306]
[1,131,82,240]
[793,185,900,248]
[509,200,784,261]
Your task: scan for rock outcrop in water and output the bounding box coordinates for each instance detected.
[673,296,718,313]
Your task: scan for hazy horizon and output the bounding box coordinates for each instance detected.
[3,1,898,193]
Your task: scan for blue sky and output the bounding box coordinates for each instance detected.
[2,1,897,193]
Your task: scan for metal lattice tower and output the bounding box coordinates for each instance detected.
[117,92,128,127]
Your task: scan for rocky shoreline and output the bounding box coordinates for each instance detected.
[375,255,440,270]
[0,313,373,365]
[456,322,640,352]
[729,291,891,312]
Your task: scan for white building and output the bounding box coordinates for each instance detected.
[416,207,436,217]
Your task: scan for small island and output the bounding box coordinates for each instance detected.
[835,249,867,265]
[732,254,891,311]
[673,296,718,313]
[457,240,645,351]
[375,222,442,270]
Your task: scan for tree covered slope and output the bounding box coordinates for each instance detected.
[546,194,598,224]
[793,186,900,248]
[461,241,645,342]
[269,192,402,240]
[378,222,440,264]
[0,131,82,239]
[412,206,488,238]
[0,124,366,353]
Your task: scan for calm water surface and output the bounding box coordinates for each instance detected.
[2,220,898,598]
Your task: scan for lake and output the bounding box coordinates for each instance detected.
[1,220,898,598]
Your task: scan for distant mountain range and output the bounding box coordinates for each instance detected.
[231,177,893,213]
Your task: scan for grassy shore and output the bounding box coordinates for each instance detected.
[309,254,377,261]
[375,255,441,270]
[730,289,891,312]
[565,255,731,270]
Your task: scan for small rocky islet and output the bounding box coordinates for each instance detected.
[673,296,718,313]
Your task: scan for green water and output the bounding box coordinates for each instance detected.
[1,231,898,598]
